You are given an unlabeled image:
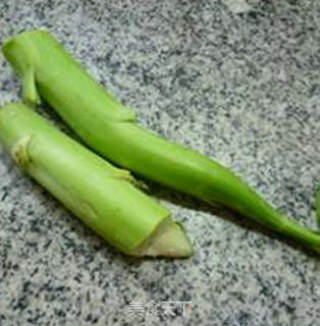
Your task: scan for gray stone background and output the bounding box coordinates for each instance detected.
[1,0,320,325]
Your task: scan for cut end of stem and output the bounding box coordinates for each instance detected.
[132,219,193,258]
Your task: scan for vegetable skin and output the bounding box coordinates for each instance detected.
[3,29,320,253]
[0,103,192,257]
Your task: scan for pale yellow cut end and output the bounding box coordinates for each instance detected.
[132,219,193,258]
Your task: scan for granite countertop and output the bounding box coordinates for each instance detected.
[1,0,320,325]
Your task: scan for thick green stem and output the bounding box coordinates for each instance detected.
[0,103,192,257]
[3,29,320,252]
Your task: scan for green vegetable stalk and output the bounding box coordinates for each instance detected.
[0,103,192,257]
[3,29,320,252]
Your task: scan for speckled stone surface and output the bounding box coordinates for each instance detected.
[1,0,320,325]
